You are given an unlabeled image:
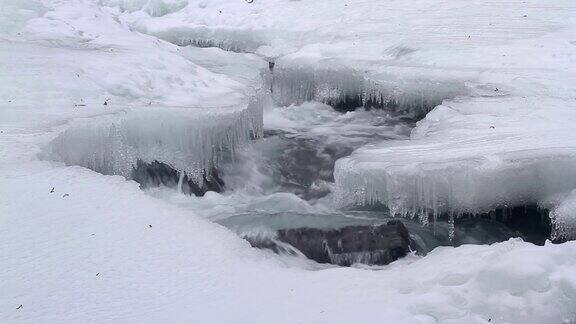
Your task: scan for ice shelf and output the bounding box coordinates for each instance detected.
[334,97,576,229]
[268,67,467,117]
[47,96,263,186]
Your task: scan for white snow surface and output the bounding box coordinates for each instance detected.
[0,0,263,182]
[3,162,576,323]
[2,0,576,323]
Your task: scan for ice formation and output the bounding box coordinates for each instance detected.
[142,26,266,53]
[47,97,263,186]
[269,67,467,116]
[547,191,576,242]
[100,0,189,17]
[334,96,576,235]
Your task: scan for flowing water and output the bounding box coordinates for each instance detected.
[149,101,410,219]
[147,100,536,265]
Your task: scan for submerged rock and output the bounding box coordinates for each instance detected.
[247,221,411,266]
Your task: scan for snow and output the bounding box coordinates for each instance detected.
[101,0,189,17]
[0,0,263,184]
[113,0,576,58]
[2,0,247,108]
[2,0,576,322]
[2,163,576,323]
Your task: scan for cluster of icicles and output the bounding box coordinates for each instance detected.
[47,93,264,187]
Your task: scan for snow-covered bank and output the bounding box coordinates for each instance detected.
[2,163,576,323]
[1,0,264,185]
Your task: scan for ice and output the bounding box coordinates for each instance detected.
[177,46,268,86]
[1,0,264,185]
[547,191,576,242]
[45,98,263,186]
[334,96,576,219]
[140,25,266,53]
[268,67,467,117]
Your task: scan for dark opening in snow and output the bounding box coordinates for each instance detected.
[132,160,224,197]
[454,205,553,245]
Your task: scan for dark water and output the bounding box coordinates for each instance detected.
[150,102,551,265]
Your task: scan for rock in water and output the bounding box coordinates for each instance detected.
[248,221,411,266]
[131,160,224,196]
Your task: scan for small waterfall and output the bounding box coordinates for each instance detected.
[177,171,185,194]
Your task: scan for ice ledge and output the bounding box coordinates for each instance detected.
[334,96,576,231]
[268,66,468,117]
[44,94,264,186]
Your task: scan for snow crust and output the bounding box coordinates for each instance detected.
[111,0,576,61]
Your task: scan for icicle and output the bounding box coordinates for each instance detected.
[48,89,264,187]
[177,171,185,194]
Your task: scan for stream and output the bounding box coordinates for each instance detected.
[145,100,547,267]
